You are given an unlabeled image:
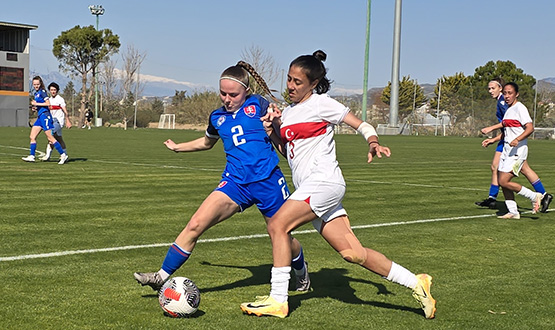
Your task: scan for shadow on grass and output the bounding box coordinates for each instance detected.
[198,261,422,317]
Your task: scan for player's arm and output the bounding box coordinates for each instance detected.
[509,122,534,147]
[342,112,391,163]
[481,134,502,148]
[481,122,503,135]
[164,136,218,152]
[61,104,72,128]
[262,104,286,156]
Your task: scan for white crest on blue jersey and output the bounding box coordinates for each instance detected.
[500,100,505,105]
[217,115,226,127]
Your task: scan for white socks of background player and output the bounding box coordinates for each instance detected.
[270,266,291,303]
[386,262,418,289]
[45,144,52,158]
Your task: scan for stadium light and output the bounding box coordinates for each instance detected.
[89,4,104,127]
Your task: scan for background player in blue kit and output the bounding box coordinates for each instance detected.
[477,78,552,212]
[22,76,68,165]
[134,62,310,292]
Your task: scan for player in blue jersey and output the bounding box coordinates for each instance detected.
[22,76,68,164]
[477,78,552,212]
[134,62,310,293]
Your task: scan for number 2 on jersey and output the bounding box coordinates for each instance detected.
[231,125,246,146]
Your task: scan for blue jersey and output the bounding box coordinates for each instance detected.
[206,94,278,184]
[34,89,50,116]
[496,94,509,123]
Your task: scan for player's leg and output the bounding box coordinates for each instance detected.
[520,161,552,213]
[476,149,502,208]
[241,199,316,318]
[134,191,240,290]
[256,168,310,291]
[22,125,42,162]
[320,215,436,319]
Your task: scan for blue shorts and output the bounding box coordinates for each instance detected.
[496,139,504,153]
[33,112,54,131]
[215,167,290,217]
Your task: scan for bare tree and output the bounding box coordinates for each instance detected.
[121,44,146,98]
[100,58,118,101]
[240,45,280,95]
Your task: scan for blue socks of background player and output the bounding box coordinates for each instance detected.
[160,243,191,280]
[291,247,305,275]
[531,179,546,194]
[488,184,499,199]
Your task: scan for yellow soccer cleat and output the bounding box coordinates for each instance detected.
[240,295,288,318]
[412,273,437,319]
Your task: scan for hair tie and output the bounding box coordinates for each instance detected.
[220,76,248,89]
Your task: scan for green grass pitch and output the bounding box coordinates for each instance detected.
[0,127,554,329]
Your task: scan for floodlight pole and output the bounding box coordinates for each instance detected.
[389,0,402,128]
[361,0,371,122]
[89,4,104,127]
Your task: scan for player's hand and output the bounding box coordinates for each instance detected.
[481,138,493,148]
[164,139,178,152]
[509,138,519,147]
[368,144,391,163]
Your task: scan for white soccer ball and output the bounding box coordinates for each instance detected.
[158,276,201,317]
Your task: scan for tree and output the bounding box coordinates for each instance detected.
[241,45,280,98]
[381,76,426,120]
[471,60,536,110]
[53,25,120,123]
[61,81,77,120]
[121,45,146,99]
[429,72,472,124]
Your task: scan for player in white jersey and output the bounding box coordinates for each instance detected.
[490,82,543,219]
[241,50,436,319]
[40,82,71,162]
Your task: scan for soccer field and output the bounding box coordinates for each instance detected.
[1,127,554,329]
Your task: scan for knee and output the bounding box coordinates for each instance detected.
[490,164,498,172]
[339,248,367,265]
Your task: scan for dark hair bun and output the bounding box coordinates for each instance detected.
[313,50,327,62]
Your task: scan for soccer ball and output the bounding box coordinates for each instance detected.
[158,276,201,317]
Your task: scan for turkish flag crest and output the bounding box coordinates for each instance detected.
[244,105,256,117]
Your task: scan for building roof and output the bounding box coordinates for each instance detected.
[0,21,38,30]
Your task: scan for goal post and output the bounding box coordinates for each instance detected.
[158,114,175,129]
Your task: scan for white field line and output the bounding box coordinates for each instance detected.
[0,212,508,262]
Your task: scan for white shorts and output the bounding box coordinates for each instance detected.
[498,144,527,176]
[289,180,347,232]
[52,118,63,136]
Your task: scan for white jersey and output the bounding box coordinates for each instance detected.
[49,95,67,127]
[502,101,532,148]
[280,93,349,189]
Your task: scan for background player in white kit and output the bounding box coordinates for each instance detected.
[41,82,71,162]
[241,50,436,319]
[482,82,543,219]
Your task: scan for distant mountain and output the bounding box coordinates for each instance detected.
[30,70,211,97]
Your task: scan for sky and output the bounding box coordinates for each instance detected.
[3,0,555,95]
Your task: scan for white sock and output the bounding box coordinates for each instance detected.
[517,186,537,201]
[386,262,418,289]
[270,266,290,303]
[45,144,52,157]
[505,200,519,214]
[158,269,170,281]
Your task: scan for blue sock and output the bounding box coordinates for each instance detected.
[52,141,65,155]
[291,247,305,271]
[161,243,191,275]
[488,184,499,199]
[30,142,37,156]
[531,179,546,194]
